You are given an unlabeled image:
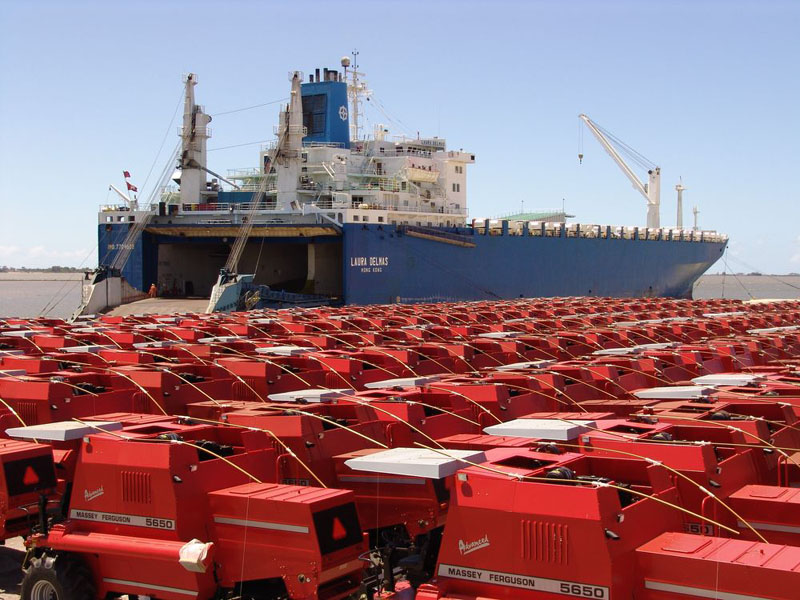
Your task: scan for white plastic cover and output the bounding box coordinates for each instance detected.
[6,420,123,441]
[592,343,675,356]
[267,388,353,403]
[493,360,554,371]
[255,345,314,356]
[344,447,485,479]
[477,331,524,339]
[363,376,441,389]
[484,418,596,441]
[691,373,763,387]
[197,335,244,343]
[58,345,110,354]
[178,538,214,573]
[633,385,714,400]
[0,330,35,338]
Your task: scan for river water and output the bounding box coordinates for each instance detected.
[0,273,798,319]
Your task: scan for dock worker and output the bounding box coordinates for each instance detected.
[148,283,157,298]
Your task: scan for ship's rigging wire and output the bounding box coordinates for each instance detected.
[367,93,412,137]
[723,253,754,300]
[139,90,185,199]
[205,99,290,151]
[725,253,800,293]
[39,279,82,317]
[208,139,272,152]
[211,98,287,117]
[39,245,99,317]
[588,119,657,172]
[394,234,502,299]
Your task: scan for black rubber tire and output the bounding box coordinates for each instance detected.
[20,554,96,600]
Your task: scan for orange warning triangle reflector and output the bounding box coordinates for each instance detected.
[331,517,347,540]
[22,466,39,486]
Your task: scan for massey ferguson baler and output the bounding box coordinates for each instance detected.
[413,447,685,600]
[0,437,58,540]
[13,420,366,600]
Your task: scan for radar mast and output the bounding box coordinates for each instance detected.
[342,51,369,142]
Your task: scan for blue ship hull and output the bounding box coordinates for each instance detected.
[99,222,725,306]
[342,224,725,303]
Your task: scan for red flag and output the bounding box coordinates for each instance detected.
[126,182,138,192]
[123,170,131,178]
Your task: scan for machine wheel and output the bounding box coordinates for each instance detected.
[21,554,96,600]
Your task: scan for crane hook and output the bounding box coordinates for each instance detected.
[578,153,584,165]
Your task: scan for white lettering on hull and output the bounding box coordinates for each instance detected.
[349,256,389,273]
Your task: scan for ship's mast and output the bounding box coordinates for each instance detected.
[675,179,686,228]
[343,50,369,142]
[178,73,212,204]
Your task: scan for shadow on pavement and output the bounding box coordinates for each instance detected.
[0,542,24,598]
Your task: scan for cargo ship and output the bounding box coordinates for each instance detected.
[78,56,726,316]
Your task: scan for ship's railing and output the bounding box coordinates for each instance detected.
[351,147,435,158]
[98,203,157,217]
[302,141,345,148]
[238,184,278,193]
[178,126,211,137]
[180,200,278,212]
[493,209,569,220]
[472,219,728,243]
[227,168,265,179]
[354,203,467,216]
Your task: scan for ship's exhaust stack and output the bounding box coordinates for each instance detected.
[179,73,212,205]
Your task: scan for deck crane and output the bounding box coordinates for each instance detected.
[205,72,301,313]
[579,114,661,229]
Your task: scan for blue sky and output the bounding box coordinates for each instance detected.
[0,0,797,272]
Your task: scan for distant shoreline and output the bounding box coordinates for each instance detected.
[0,272,84,281]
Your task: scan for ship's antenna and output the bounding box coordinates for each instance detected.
[345,49,368,142]
[352,50,360,141]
